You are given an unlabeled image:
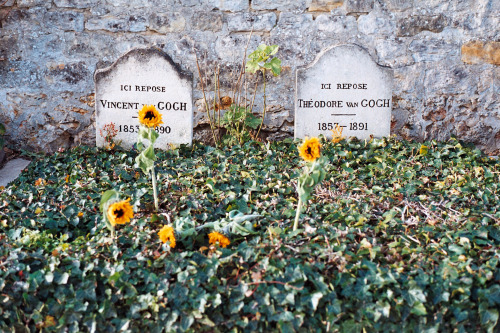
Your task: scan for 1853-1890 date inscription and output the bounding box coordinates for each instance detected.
[118,124,171,134]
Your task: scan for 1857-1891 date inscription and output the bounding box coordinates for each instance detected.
[317,122,368,131]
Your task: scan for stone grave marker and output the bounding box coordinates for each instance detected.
[295,44,392,140]
[95,47,193,149]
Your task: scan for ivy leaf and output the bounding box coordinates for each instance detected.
[410,302,427,316]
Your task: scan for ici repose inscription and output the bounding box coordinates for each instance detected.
[295,44,392,140]
[95,47,193,149]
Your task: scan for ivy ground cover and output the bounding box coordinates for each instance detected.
[0,137,499,332]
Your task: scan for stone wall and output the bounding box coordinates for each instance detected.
[0,0,498,154]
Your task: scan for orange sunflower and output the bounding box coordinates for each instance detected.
[208,231,230,248]
[138,104,163,128]
[298,137,321,162]
[107,199,134,226]
[158,225,176,248]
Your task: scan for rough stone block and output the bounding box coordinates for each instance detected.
[397,14,449,37]
[227,12,277,32]
[252,0,307,11]
[215,34,261,61]
[191,12,223,31]
[128,15,147,32]
[85,16,129,32]
[45,61,90,87]
[307,0,343,12]
[383,0,413,11]
[357,11,394,35]
[315,14,357,33]
[262,105,289,130]
[461,41,500,66]
[181,0,211,7]
[0,36,20,61]
[409,37,459,62]
[276,12,314,30]
[213,0,249,12]
[54,0,99,8]
[17,0,48,7]
[44,11,84,32]
[375,39,413,67]
[346,0,374,13]
[108,0,173,8]
[149,12,186,33]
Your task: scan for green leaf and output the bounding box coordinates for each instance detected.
[245,61,260,74]
[264,57,282,76]
[136,148,155,174]
[411,302,427,316]
[487,285,500,305]
[100,190,119,212]
[480,307,499,332]
[244,113,261,129]
[341,320,362,333]
[56,272,69,285]
[266,44,279,56]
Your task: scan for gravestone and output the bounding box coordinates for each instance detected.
[95,47,193,149]
[295,44,392,140]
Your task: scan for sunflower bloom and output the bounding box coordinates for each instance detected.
[298,137,321,162]
[138,104,163,128]
[44,315,56,328]
[158,225,176,248]
[419,145,429,156]
[331,124,344,143]
[208,231,230,248]
[107,199,134,226]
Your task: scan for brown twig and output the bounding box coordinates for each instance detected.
[245,280,304,291]
[232,30,254,107]
[193,48,219,147]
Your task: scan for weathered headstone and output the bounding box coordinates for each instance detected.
[95,47,193,149]
[295,44,392,140]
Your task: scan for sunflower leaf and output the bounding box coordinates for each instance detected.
[99,190,120,212]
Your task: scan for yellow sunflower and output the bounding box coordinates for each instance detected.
[107,199,134,226]
[298,137,321,162]
[44,315,56,328]
[208,231,230,248]
[158,225,176,248]
[138,104,163,128]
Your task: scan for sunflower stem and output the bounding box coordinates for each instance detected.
[256,68,267,139]
[151,166,159,212]
[293,197,303,231]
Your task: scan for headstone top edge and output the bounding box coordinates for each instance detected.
[94,47,193,83]
[296,43,389,74]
